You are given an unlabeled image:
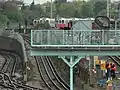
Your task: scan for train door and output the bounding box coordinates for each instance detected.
[69,20,73,28]
[63,19,69,30]
[61,19,65,29]
[56,19,62,29]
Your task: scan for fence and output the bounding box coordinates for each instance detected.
[31,30,120,46]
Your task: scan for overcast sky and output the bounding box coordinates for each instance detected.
[23,0,120,4]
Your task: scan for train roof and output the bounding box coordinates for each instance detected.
[34,17,115,21]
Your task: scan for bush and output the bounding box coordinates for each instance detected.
[4,11,23,22]
[0,14,9,25]
[41,21,50,29]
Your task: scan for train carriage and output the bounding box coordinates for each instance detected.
[32,17,116,30]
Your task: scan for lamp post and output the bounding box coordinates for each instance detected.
[51,0,53,19]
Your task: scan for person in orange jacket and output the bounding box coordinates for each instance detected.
[111,63,116,79]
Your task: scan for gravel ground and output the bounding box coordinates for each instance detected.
[26,56,43,89]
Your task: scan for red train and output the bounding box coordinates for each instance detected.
[33,18,74,29]
[33,18,115,30]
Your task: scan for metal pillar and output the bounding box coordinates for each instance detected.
[70,57,73,90]
[48,30,50,44]
[61,56,83,90]
[31,31,33,46]
[36,32,40,44]
[102,30,104,45]
[24,29,26,34]
[115,21,117,30]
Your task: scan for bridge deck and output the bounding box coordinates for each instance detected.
[31,46,120,56]
[32,46,120,51]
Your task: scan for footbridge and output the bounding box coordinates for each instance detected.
[30,30,120,90]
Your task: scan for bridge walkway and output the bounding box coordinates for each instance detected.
[30,30,120,90]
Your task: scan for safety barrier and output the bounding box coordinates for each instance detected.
[31,30,120,46]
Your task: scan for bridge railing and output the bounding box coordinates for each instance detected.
[31,30,120,47]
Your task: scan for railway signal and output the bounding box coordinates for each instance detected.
[95,16,110,29]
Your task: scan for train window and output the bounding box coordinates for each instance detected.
[59,20,61,23]
[38,21,39,23]
[62,20,64,23]
[34,21,37,24]
[40,20,42,22]
[46,20,49,22]
[69,20,73,26]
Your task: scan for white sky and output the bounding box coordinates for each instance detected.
[23,0,120,4]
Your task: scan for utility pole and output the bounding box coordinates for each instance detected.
[115,3,120,30]
[107,0,110,18]
[51,0,53,19]
[118,3,120,19]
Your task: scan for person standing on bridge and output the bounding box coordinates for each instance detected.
[111,63,116,79]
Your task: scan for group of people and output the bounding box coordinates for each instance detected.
[106,62,116,80]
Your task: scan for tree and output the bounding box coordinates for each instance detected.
[43,21,50,29]
[73,1,84,17]
[40,21,50,29]
[0,14,9,25]
[97,9,107,16]
[110,4,116,19]
[2,1,18,11]
[54,0,67,16]
[93,0,107,16]
[54,0,67,4]
[4,11,23,22]
[58,2,76,17]
[80,2,94,18]
[0,1,23,23]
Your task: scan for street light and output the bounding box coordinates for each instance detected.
[51,0,53,19]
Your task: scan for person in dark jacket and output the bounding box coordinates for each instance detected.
[106,62,111,80]
[111,63,116,79]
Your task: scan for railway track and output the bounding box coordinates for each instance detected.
[23,34,70,90]
[0,51,20,90]
[0,51,41,90]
